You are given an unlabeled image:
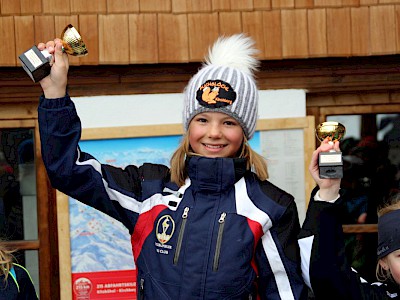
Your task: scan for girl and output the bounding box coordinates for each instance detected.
[37,34,307,299]
[299,140,400,299]
[0,241,38,299]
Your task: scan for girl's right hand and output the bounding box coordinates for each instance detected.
[37,39,69,99]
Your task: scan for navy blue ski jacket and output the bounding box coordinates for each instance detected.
[38,95,307,300]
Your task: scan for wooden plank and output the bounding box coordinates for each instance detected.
[187,13,219,61]
[242,11,266,58]
[158,13,189,63]
[0,17,16,66]
[295,0,314,8]
[98,14,129,64]
[272,0,294,8]
[129,14,158,63]
[34,15,55,45]
[56,191,72,300]
[360,0,377,4]
[55,16,80,66]
[2,240,40,250]
[230,0,253,10]
[308,8,327,57]
[212,0,230,10]
[254,0,271,9]
[0,119,35,127]
[342,0,359,5]
[314,0,341,6]
[219,12,242,35]
[42,0,70,14]
[21,0,41,14]
[0,102,38,119]
[139,0,171,12]
[172,0,212,13]
[15,16,34,66]
[343,224,377,233]
[78,15,99,65]
[370,5,396,55]
[327,8,351,56]
[262,10,282,59]
[1,0,20,14]
[281,9,308,58]
[70,0,106,13]
[320,104,400,117]
[107,0,139,13]
[351,7,369,55]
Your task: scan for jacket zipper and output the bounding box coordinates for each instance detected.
[139,278,144,300]
[173,206,190,265]
[213,212,227,272]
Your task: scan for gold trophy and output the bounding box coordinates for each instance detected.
[315,121,346,178]
[19,24,88,83]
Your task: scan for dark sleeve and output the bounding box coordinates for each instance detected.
[14,264,38,300]
[299,188,389,300]
[38,94,139,231]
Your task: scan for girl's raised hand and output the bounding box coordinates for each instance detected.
[37,39,69,99]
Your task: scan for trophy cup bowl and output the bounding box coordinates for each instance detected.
[18,24,88,83]
[315,121,346,179]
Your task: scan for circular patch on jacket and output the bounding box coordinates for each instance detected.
[196,80,237,108]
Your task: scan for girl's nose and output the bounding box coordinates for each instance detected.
[208,123,222,138]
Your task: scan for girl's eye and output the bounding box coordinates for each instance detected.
[197,118,207,123]
[224,120,237,126]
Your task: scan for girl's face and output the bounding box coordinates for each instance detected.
[379,249,400,284]
[188,112,244,158]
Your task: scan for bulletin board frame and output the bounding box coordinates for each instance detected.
[56,116,316,300]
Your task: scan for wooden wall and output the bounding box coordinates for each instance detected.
[1,0,400,67]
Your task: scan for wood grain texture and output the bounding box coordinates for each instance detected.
[350,7,369,55]
[262,10,283,59]
[139,0,171,12]
[272,0,294,9]
[158,13,189,62]
[34,15,55,44]
[281,9,308,58]
[78,15,99,65]
[42,0,70,14]
[242,11,266,58]
[107,0,139,13]
[253,0,271,10]
[308,8,327,56]
[14,16,34,66]
[172,0,212,13]
[99,14,129,64]
[70,0,106,13]
[327,7,352,56]
[218,12,242,36]
[0,16,15,66]
[187,13,219,61]
[1,0,20,14]
[20,0,41,14]
[370,5,396,55]
[129,14,158,63]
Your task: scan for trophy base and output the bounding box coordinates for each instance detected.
[319,165,343,179]
[318,151,343,179]
[19,45,51,83]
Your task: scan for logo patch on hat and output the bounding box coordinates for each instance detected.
[196,80,236,108]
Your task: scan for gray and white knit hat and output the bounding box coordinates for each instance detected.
[183,34,260,140]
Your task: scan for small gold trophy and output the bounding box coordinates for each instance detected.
[19,24,88,83]
[315,121,346,179]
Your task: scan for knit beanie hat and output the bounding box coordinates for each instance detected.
[183,34,260,140]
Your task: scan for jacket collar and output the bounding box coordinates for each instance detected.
[186,156,247,192]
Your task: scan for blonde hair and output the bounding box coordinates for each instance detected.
[0,241,15,283]
[375,191,400,282]
[170,132,268,186]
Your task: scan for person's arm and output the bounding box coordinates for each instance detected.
[37,40,138,231]
[299,140,388,300]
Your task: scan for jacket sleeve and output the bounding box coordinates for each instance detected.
[14,264,38,300]
[298,188,389,300]
[256,195,308,300]
[38,94,139,231]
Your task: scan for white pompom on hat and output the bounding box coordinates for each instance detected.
[183,33,260,140]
